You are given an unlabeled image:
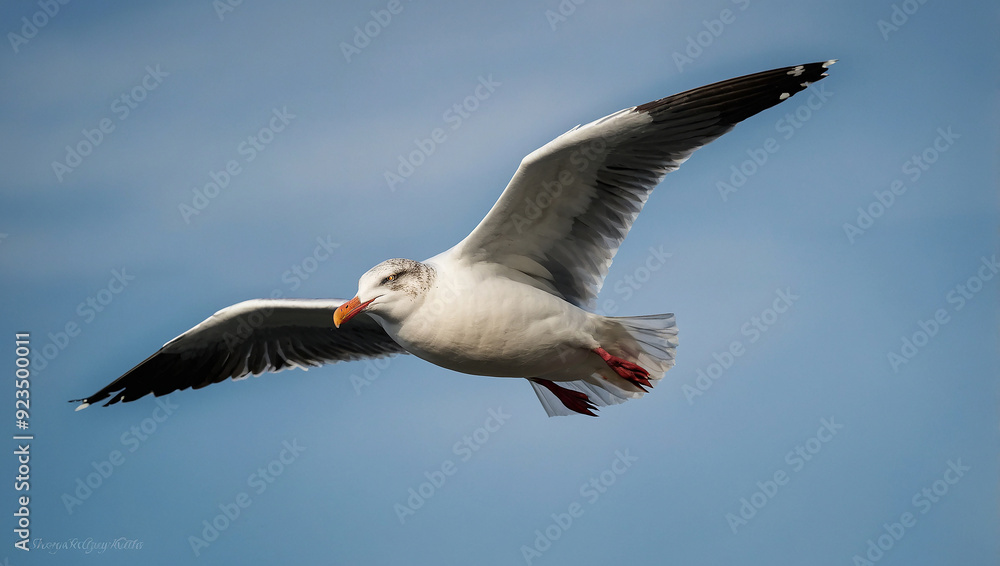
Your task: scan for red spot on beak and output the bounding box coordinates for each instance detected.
[334,296,375,328]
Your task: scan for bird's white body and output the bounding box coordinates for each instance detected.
[381,258,599,380]
[344,252,678,414]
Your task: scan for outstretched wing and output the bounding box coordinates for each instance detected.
[71,298,405,408]
[447,61,835,309]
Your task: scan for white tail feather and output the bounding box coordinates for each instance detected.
[530,313,678,417]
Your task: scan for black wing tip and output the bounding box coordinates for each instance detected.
[634,59,838,116]
[69,388,129,410]
[785,59,838,83]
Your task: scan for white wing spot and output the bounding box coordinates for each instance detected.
[822,59,837,68]
[779,92,790,100]
[788,65,805,77]
[800,81,811,88]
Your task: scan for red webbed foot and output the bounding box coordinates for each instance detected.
[593,347,651,390]
[530,378,598,416]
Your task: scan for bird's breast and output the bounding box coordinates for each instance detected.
[390,274,595,378]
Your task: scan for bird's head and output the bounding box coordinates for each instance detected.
[334,258,434,328]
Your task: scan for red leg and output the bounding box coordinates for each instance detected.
[593,347,651,390]
[531,378,598,417]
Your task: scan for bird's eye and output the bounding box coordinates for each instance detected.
[382,273,397,284]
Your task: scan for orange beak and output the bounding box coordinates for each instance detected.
[334,296,374,328]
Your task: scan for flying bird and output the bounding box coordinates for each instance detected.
[73,61,835,417]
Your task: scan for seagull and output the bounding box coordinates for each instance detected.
[72,61,835,417]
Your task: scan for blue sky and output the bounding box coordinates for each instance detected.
[2,1,997,564]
